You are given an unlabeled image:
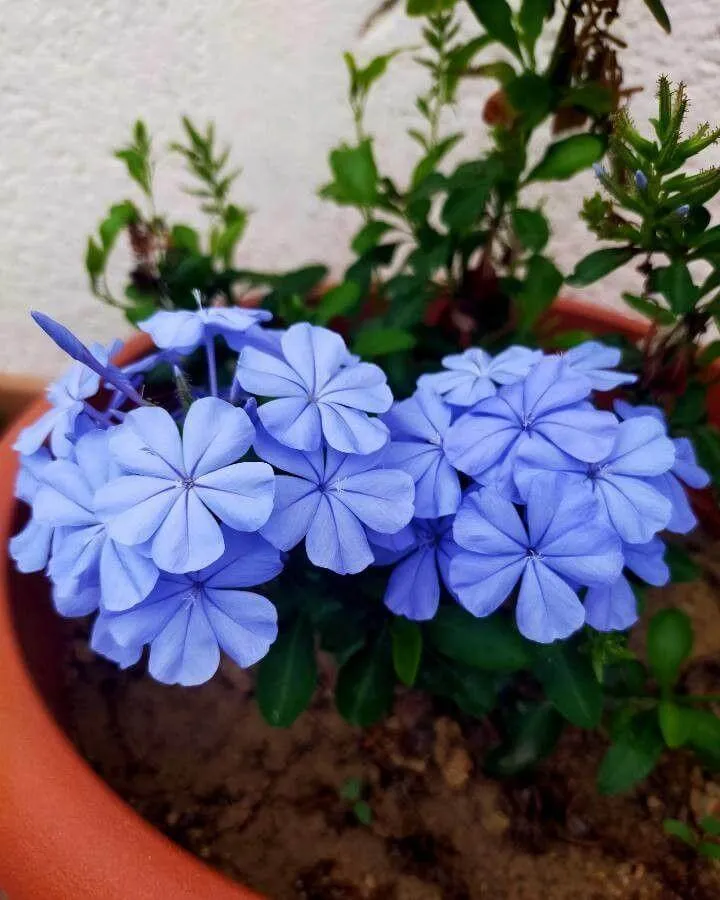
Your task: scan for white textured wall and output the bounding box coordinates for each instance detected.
[1,0,719,376]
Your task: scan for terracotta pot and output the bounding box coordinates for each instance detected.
[0,373,44,434]
[0,302,717,900]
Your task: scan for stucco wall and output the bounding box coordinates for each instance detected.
[0,0,718,375]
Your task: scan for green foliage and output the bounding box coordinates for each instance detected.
[664,816,720,860]
[257,616,317,727]
[533,643,603,729]
[597,712,665,795]
[390,618,423,686]
[336,635,396,727]
[114,120,153,197]
[528,134,607,182]
[646,608,693,689]
[485,701,564,776]
[427,606,531,672]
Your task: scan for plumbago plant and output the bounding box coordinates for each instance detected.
[10,300,720,795]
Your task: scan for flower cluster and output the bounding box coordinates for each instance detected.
[11,310,708,687]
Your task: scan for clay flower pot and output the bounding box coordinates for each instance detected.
[0,302,717,899]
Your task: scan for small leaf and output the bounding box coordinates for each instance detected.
[353,801,373,826]
[622,293,676,325]
[533,644,603,729]
[99,201,137,251]
[665,544,700,583]
[340,777,363,802]
[466,0,522,60]
[351,220,395,255]
[698,842,720,860]
[528,134,607,182]
[653,262,699,314]
[701,816,720,837]
[658,701,688,748]
[511,208,549,253]
[505,73,553,122]
[597,712,664,795]
[485,701,564,776]
[518,0,553,54]
[693,425,720,484]
[663,818,697,847]
[314,282,362,325]
[411,133,463,189]
[680,707,720,767]
[568,247,637,287]
[647,608,693,689]
[170,224,201,254]
[256,616,317,728]
[407,0,456,14]
[328,140,379,206]
[85,237,105,279]
[427,607,532,672]
[336,637,395,727]
[642,0,671,33]
[353,327,416,358]
[390,618,423,687]
[515,254,563,330]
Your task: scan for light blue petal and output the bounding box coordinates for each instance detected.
[450,550,525,617]
[444,408,519,477]
[418,368,495,407]
[649,472,697,534]
[193,461,275,531]
[74,431,112,492]
[384,547,440,620]
[151,489,225,573]
[453,488,528,554]
[516,561,585,643]
[32,460,95,527]
[235,345,307,397]
[319,403,389,454]
[534,408,618,462]
[203,529,284,588]
[139,310,205,353]
[253,425,324,481]
[260,476,321,551]
[606,417,675,477]
[99,539,159,612]
[305,495,373,574]
[97,475,179,545]
[204,588,278,667]
[50,523,104,582]
[521,356,590,418]
[13,407,66,455]
[109,406,185,478]
[585,576,638,631]
[489,346,542,385]
[91,617,143,669]
[9,518,53,573]
[622,538,669,586]
[384,388,451,441]
[182,397,255,477]
[596,474,672,543]
[148,601,221,686]
[281,322,349,393]
[672,437,710,488]
[52,578,101,618]
[320,362,393,413]
[328,467,415,533]
[258,397,322,450]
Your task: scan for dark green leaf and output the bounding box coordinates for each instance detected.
[327,140,379,206]
[597,712,664,795]
[411,133,463,189]
[560,82,614,116]
[701,816,720,837]
[466,0,522,60]
[353,327,416,358]
[511,208,549,253]
[658,701,688,748]
[270,265,328,298]
[653,262,699,314]
[215,211,249,265]
[518,0,553,54]
[515,254,563,329]
[407,0,456,14]
[441,169,494,231]
[340,777,363,802]
[622,292,675,325]
[642,0,671,33]
[390,618,423,686]
[505,73,553,123]
[528,134,607,182]
[170,224,201,254]
[485,701,564,776]
[336,638,395,727]
[663,818,697,846]
[693,425,720,485]
[568,247,637,287]
[351,220,395,255]
[314,281,362,325]
[85,237,105,279]
[665,544,700,583]
[680,707,720,767]
[418,654,497,718]
[256,616,317,727]
[99,201,137,251]
[533,644,603,728]
[698,841,720,860]
[647,608,693,688]
[427,607,532,672]
[353,800,373,825]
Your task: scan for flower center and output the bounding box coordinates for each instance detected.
[328,477,346,496]
[186,579,205,604]
[520,415,534,432]
[526,548,543,561]
[176,476,196,490]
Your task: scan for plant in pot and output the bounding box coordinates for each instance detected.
[3,0,720,897]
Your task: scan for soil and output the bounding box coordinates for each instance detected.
[60,539,720,900]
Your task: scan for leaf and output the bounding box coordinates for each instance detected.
[642,0,671,33]
[568,247,637,287]
[269,265,328,298]
[256,616,317,727]
[407,0,456,14]
[466,0,522,60]
[658,701,688,748]
[418,654,497,718]
[336,638,395,727]
[390,618,423,686]
[693,425,720,484]
[680,708,720,767]
[528,134,607,182]
[515,254,563,330]
[353,327,416,358]
[85,237,105,279]
[411,133,463,189]
[561,82,614,116]
[327,140,379,206]
[99,201,137,251]
[701,816,720,837]
[518,0,553,55]
[170,224,201,254]
[511,208,549,253]
[698,842,720,860]
[505,73,553,122]
[646,608,693,689]
[597,712,664,795]
[351,220,395,255]
[441,176,493,231]
[353,800,373,825]
[533,644,603,729]
[665,544,700,583]
[663,818,697,847]
[340,777,363,802]
[215,211,249,265]
[485,701,564,776]
[653,262,699,315]
[622,292,676,325]
[427,607,532,672]
[314,282,362,325]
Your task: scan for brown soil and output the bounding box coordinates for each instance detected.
[60,544,720,900]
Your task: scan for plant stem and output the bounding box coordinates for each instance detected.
[205,335,218,397]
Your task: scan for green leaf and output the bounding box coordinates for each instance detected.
[518,0,553,55]
[340,777,363,802]
[85,237,105,279]
[418,655,497,719]
[407,0,456,14]
[653,262,699,314]
[568,247,637,287]
[411,133,463,189]
[663,818,697,847]
[665,544,700,583]
[680,707,720,767]
[515,254,563,330]
[658,701,688,748]
[597,712,664,795]
[214,211,249,265]
[351,221,394,255]
[528,134,607,182]
[441,162,497,231]
[647,608,693,689]
[533,644,603,729]
[642,0,671,33]
[327,140,379,206]
[511,207,549,253]
[485,701,564,776]
[622,292,675,325]
[314,281,362,325]
[505,73,553,123]
[700,816,720,837]
[256,616,317,727]
[561,82,614,116]
[693,425,720,484]
[99,201,137,250]
[353,800,373,825]
[466,0,522,60]
[170,224,201,254]
[353,327,416,358]
[390,618,423,687]
[427,607,532,672]
[336,638,395,727]
[698,841,720,860]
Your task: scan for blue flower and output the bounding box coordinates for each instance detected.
[374,518,458,621]
[635,170,648,192]
[383,388,461,517]
[139,306,272,354]
[444,356,618,497]
[516,415,675,543]
[32,431,159,612]
[585,538,669,632]
[562,341,637,391]
[95,397,275,574]
[449,478,622,643]
[235,322,392,454]
[417,346,541,408]
[255,428,415,575]
[9,449,54,574]
[95,530,282,685]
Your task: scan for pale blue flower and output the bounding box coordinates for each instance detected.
[235,322,392,454]
[96,530,282,685]
[383,388,461,517]
[96,397,275,574]
[9,449,54,573]
[139,306,272,354]
[562,341,637,391]
[449,478,622,643]
[255,428,414,575]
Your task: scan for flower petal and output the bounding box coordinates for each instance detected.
[193,461,275,531]
[384,547,440,621]
[91,617,143,669]
[97,475,179,545]
[139,310,205,354]
[203,530,284,588]
[204,588,278,667]
[649,472,697,534]
[99,540,159,612]
[281,322,349,393]
[320,362,393,413]
[516,560,585,643]
[596,474,672,544]
[9,518,53,573]
[253,425,324,481]
[33,460,94,526]
[151,489,225,573]
[521,356,591,418]
[258,397,322,450]
[623,538,669,586]
[384,442,460,518]
[534,408,618,462]
[672,437,710,488]
[450,550,525,617]
[444,406,519,477]
[453,488,528,554]
[148,601,221,686]
[584,576,638,631]
[606,417,675,477]
[305,495,373,574]
[329,468,415,533]
[110,406,185,478]
[235,345,307,397]
[384,388,451,441]
[319,402,389,454]
[260,476,321,551]
[182,397,255,477]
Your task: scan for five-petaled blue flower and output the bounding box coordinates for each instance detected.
[383,388,461,517]
[255,428,414,574]
[234,322,392,454]
[444,356,618,498]
[139,306,272,354]
[9,448,54,575]
[96,530,282,686]
[417,346,540,408]
[562,341,638,391]
[96,397,275,574]
[449,478,623,643]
